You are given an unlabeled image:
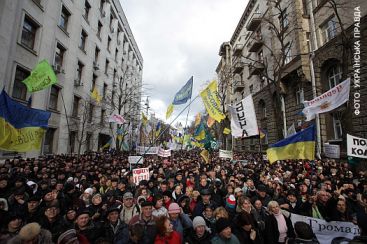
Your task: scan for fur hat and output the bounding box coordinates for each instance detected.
[216,218,231,233]
[19,223,41,241]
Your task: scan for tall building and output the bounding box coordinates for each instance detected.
[0,0,143,157]
[217,0,366,155]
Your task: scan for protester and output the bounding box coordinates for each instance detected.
[8,222,52,244]
[185,216,212,244]
[211,217,240,244]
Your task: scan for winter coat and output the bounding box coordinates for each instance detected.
[287,237,320,244]
[103,220,129,244]
[76,221,104,243]
[7,229,52,244]
[154,231,182,244]
[264,213,295,244]
[120,204,140,224]
[184,228,212,244]
[171,213,193,237]
[211,234,241,244]
[39,215,69,243]
[232,225,262,244]
[129,215,157,244]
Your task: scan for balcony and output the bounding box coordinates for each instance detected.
[233,61,245,74]
[233,82,245,93]
[246,12,262,31]
[233,44,244,56]
[249,61,264,76]
[248,33,263,52]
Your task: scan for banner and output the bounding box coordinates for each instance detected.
[302,78,350,121]
[194,113,201,126]
[172,76,193,105]
[158,147,171,157]
[290,213,359,244]
[136,146,159,155]
[223,128,231,135]
[91,87,102,104]
[132,168,150,185]
[229,95,259,138]
[22,60,58,92]
[108,114,126,124]
[323,143,340,159]
[200,80,225,122]
[219,149,233,159]
[166,104,174,119]
[128,156,144,164]
[347,134,367,159]
[200,149,209,164]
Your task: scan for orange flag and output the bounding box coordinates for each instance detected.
[207,116,215,128]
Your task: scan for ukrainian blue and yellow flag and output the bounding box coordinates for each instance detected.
[266,125,315,164]
[172,76,193,105]
[0,90,51,152]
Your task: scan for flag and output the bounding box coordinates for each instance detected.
[302,78,350,121]
[0,90,51,152]
[142,112,148,125]
[172,76,193,105]
[286,123,296,138]
[121,141,129,151]
[200,149,210,164]
[91,87,102,104]
[194,113,201,126]
[166,104,174,119]
[194,122,206,141]
[266,125,315,164]
[155,121,161,137]
[207,116,215,127]
[223,128,231,135]
[101,138,112,150]
[259,128,267,139]
[22,60,58,92]
[200,80,225,122]
[108,114,126,124]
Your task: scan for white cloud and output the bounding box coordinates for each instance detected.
[120,0,247,124]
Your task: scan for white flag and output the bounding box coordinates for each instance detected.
[108,114,126,124]
[302,78,350,121]
[229,95,259,138]
[286,123,296,137]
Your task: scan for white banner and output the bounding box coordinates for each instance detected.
[291,213,359,244]
[128,156,144,164]
[323,144,340,159]
[219,149,233,159]
[229,95,259,138]
[132,168,150,185]
[136,146,159,155]
[347,134,367,159]
[302,78,350,121]
[158,148,171,157]
[108,114,126,124]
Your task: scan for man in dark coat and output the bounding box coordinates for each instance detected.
[129,201,157,244]
[103,205,129,243]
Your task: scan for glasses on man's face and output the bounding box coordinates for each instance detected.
[46,207,57,212]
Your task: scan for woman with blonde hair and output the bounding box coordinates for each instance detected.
[213,207,229,220]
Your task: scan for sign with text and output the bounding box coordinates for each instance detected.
[136,146,159,155]
[157,148,171,157]
[323,144,340,159]
[132,168,150,185]
[128,156,144,164]
[291,213,359,244]
[347,134,367,159]
[219,149,233,159]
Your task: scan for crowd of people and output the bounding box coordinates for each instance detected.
[0,149,366,244]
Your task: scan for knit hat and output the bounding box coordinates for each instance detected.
[19,223,41,241]
[168,203,181,214]
[216,218,231,233]
[193,216,207,229]
[58,229,78,244]
[84,188,93,195]
[123,192,134,200]
[226,194,236,209]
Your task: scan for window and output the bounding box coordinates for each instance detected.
[88,104,94,123]
[21,15,38,50]
[69,131,76,153]
[258,50,263,63]
[97,21,103,39]
[327,65,342,88]
[83,1,91,21]
[259,100,267,119]
[86,133,92,151]
[92,74,97,91]
[110,14,114,30]
[115,48,118,61]
[105,59,109,74]
[321,17,337,44]
[72,96,80,117]
[260,76,266,89]
[100,0,106,13]
[295,87,304,105]
[43,128,56,154]
[306,32,311,53]
[79,29,87,51]
[103,83,107,99]
[95,46,100,62]
[107,36,111,51]
[59,6,70,32]
[285,43,292,64]
[12,66,29,101]
[279,8,289,29]
[333,113,342,140]
[76,62,84,83]
[249,84,254,94]
[54,43,66,67]
[49,85,60,110]
[101,109,105,125]
[113,69,117,81]
[111,90,115,104]
[302,0,309,15]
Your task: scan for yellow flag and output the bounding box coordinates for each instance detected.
[91,87,102,104]
[194,113,201,126]
[200,80,225,122]
[194,130,205,141]
[142,112,148,125]
[207,116,215,128]
[223,128,231,135]
[200,149,210,164]
[166,104,174,119]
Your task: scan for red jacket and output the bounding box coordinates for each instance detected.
[154,231,181,244]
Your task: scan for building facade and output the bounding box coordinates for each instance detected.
[0,0,143,157]
[217,0,367,156]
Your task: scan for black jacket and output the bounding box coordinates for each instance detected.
[264,213,295,244]
[184,228,212,244]
[103,220,129,244]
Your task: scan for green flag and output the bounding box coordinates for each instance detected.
[22,60,58,92]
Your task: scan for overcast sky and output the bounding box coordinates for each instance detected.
[120,0,247,126]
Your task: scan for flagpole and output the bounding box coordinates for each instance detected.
[136,94,200,164]
[181,97,192,150]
